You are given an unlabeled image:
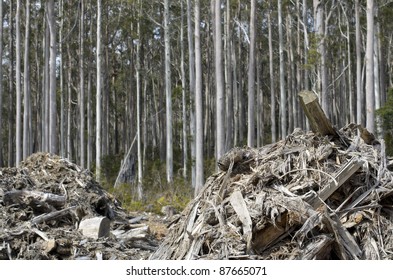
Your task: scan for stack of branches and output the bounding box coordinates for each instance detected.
[0,153,156,260]
[150,92,393,260]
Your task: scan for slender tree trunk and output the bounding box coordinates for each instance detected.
[87,3,93,170]
[215,0,225,160]
[195,0,204,195]
[136,0,143,200]
[355,0,363,126]
[59,0,64,158]
[79,0,85,167]
[15,0,22,166]
[303,0,309,92]
[247,0,256,147]
[164,0,173,184]
[96,0,102,181]
[365,0,375,133]
[268,8,276,143]
[66,42,72,160]
[0,0,3,166]
[278,0,287,138]
[8,0,14,167]
[47,0,57,154]
[187,0,196,189]
[23,0,31,160]
[43,23,49,153]
[224,0,233,151]
[180,0,187,179]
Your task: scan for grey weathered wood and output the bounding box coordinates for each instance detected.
[79,216,110,239]
[3,190,66,208]
[308,157,363,208]
[30,206,77,225]
[298,91,337,136]
[229,190,252,252]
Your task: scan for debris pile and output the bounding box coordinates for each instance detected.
[151,92,393,260]
[0,153,157,260]
[151,124,393,260]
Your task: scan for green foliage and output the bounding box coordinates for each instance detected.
[304,34,321,70]
[376,88,393,155]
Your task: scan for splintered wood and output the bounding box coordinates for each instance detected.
[0,153,156,260]
[151,124,393,260]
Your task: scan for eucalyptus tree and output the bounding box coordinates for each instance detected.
[96,0,102,181]
[23,0,31,160]
[365,0,375,132]
[195,0,204,194]
[0,0,3,166]
[214,0,225,160]
[247,0,256,147]
[15,0,21,165]
[47,0,57,154]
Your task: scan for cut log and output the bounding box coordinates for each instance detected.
[79,216,111,239]
[298,91,337,136]
[3,190,66,208]
[30,206,77,225]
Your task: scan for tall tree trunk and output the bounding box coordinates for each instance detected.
[59,0,64,157]
[23,0,31,160]
[268,7,276,143]
[79,0,85,167]
[66,42,72,160]
[187,0,196,189]
[355,0,363,126]
[47,0,57,154]
[15,0,22,166]
[247,0,256,147]
[303,0,309,92]
[0,0,3,166]
[164,0,173,184]
[278,0,287,138]
[314,0,328,117]
[43,23,49,153]
[215,0,225,160]
[224,0,233,151]
[87,2,94,170]
[8,0,14,167]
[136,0,143,200]
[96,0,102,181]
[180,0,187,180]
[365,0,375,133]
[195,0,204,195]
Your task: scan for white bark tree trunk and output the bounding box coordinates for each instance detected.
[164,0,173,184]
[23,0,31,160]
[195,0,204,195]
[278,0,287,138]
[79,0,85,167]
[215,0,225,160]
[47,0,57,154]
[355,0,363,126]
[365,0,375,133]
[15,0,22,165]
[96,0,102,181]
[187,0,196,189]
[247,0,256,147]
[268,9,276,143]
[0,0,3,166]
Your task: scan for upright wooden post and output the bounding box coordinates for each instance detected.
[298,91,337,136]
